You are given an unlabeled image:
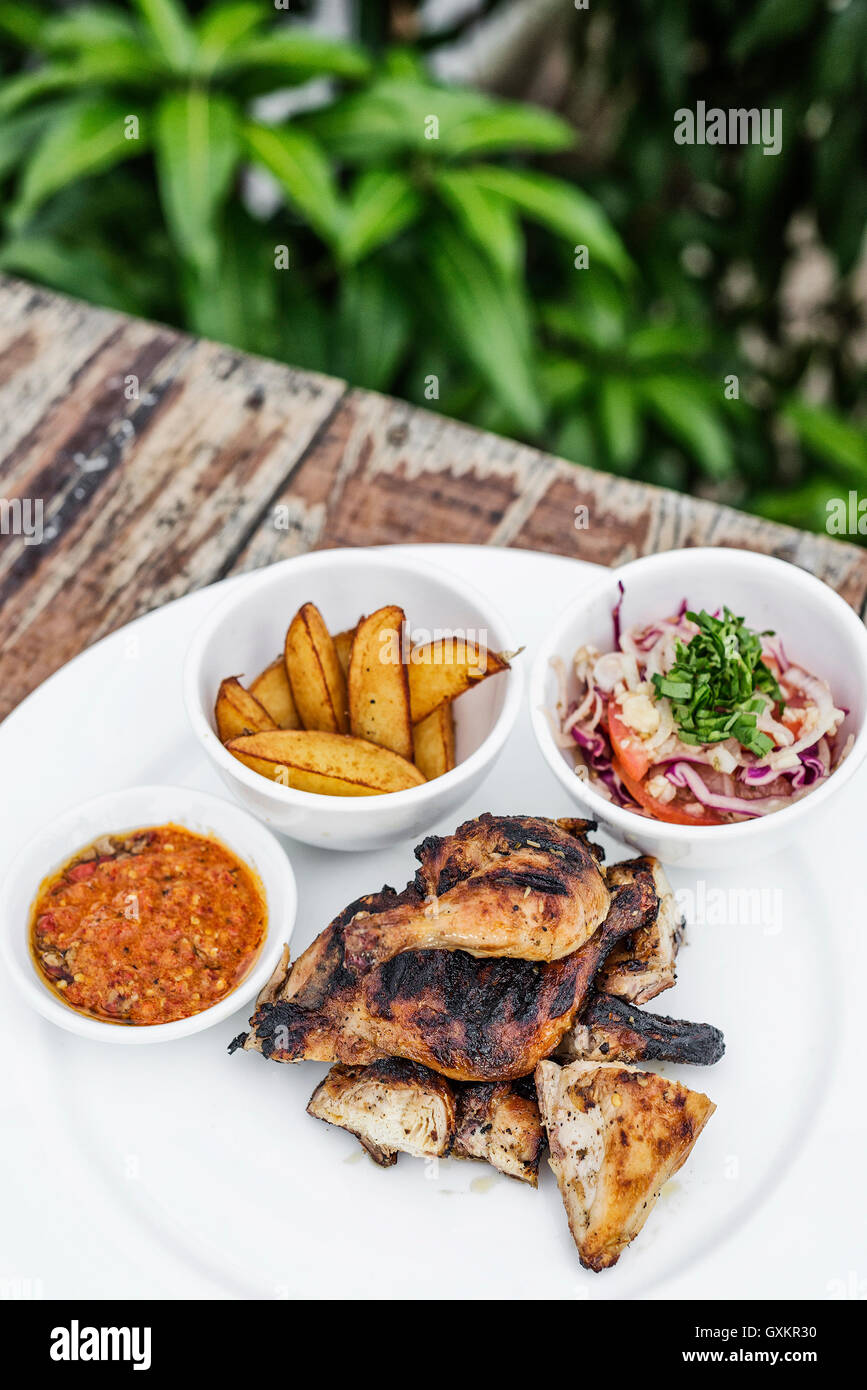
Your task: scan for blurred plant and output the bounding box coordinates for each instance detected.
[0,0,864,538]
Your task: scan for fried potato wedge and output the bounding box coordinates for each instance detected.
[227,730,426,797]
[413,704,455,780]
[285,603,348,733]
[215,677,277,743]
[249,657,300,729]
[348,605,413,760]
[333,627,356,679]
[408,639,510,723]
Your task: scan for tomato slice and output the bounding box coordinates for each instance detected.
[613,758,724,826]
[781,706,806,739]
[607,699,653,781]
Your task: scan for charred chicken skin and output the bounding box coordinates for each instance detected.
[342,814,610,971]
[559,992,725,1066]
[235,818,659,1081]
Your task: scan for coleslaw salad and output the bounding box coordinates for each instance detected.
[553,587,851,826]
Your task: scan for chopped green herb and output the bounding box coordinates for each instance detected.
[651,607,783,756]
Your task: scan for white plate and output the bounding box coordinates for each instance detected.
[1,544,864,1302]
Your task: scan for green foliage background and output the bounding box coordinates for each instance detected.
[0,0,865,537]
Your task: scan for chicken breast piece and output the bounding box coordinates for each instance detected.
[452,1079,543,1186]
[596,857,685,1004]
[535,1059,715,1271]
[307,1059,455,1165]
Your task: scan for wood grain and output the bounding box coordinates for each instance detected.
[1,275,865,720]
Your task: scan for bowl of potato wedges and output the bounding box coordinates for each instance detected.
[183,549,523,849]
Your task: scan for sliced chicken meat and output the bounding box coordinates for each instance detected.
[535,1058,715,1271]
[307,1059,455,1166]
[452,1078,543,1186]
[596,856,685,1004]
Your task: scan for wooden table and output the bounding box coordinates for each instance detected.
[2,274,866,721]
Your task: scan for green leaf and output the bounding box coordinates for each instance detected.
[213,32,370,82]
[537,354,592,409]
[244,122,343,245]
[0,1,46,45]
[468,165,633,280]
[639,377,734,479]
[155,89,240,275]
[598,378,643,469]
[40,5,142,51]
[0,235,145,313]
[194,1,264,73]
[182,206,277,356]
[730,0,818,63]
[10,100,144,229]
[542,277,628,353]
[627,321,709,363]
[434,168,522,279]
[442,102,574,159]
[276,280,330,375]
[783,400,867,486]
[338,170,422,266]
[304,79,570,162]
[425,221,543,435]
[0,103,64,181]
[0,47,161,116]
[553,413,598,468]
[750,476,844,534]
[132,0,195,69]
[333,261,411,391]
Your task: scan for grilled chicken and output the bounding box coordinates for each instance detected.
[308,1062,543,1183]
[237,862,658,1081]
[558,992,725,1066]
[452,1078,543,1185]
[307,1060,455,1166]
[535,1059,715,1271]
[596,857,685,1004]
[343,815,610,971]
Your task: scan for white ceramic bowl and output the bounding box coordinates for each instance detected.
[183,548,523,851]
[530,547,867,869]
[0,784,296,1043]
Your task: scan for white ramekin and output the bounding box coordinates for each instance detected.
[0,784,297,1042]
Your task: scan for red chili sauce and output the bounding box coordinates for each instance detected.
[30,824,266,1025]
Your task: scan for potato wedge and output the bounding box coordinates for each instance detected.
[333,627,356,680]
[408,639,510,723]
[285,603,348,733]
[215,677,277,743]
[348,605,413,760]
[227,730,426,797]
[249,657,300,729]
[413,703,455,780]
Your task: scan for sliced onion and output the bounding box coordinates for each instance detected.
[666,762,794,818]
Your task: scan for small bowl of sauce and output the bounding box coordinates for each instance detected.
[3,786,296,1043]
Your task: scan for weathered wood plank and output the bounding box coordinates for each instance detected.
[0,278,347,716]
[230,385,867,613]
[1,276,866,722]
